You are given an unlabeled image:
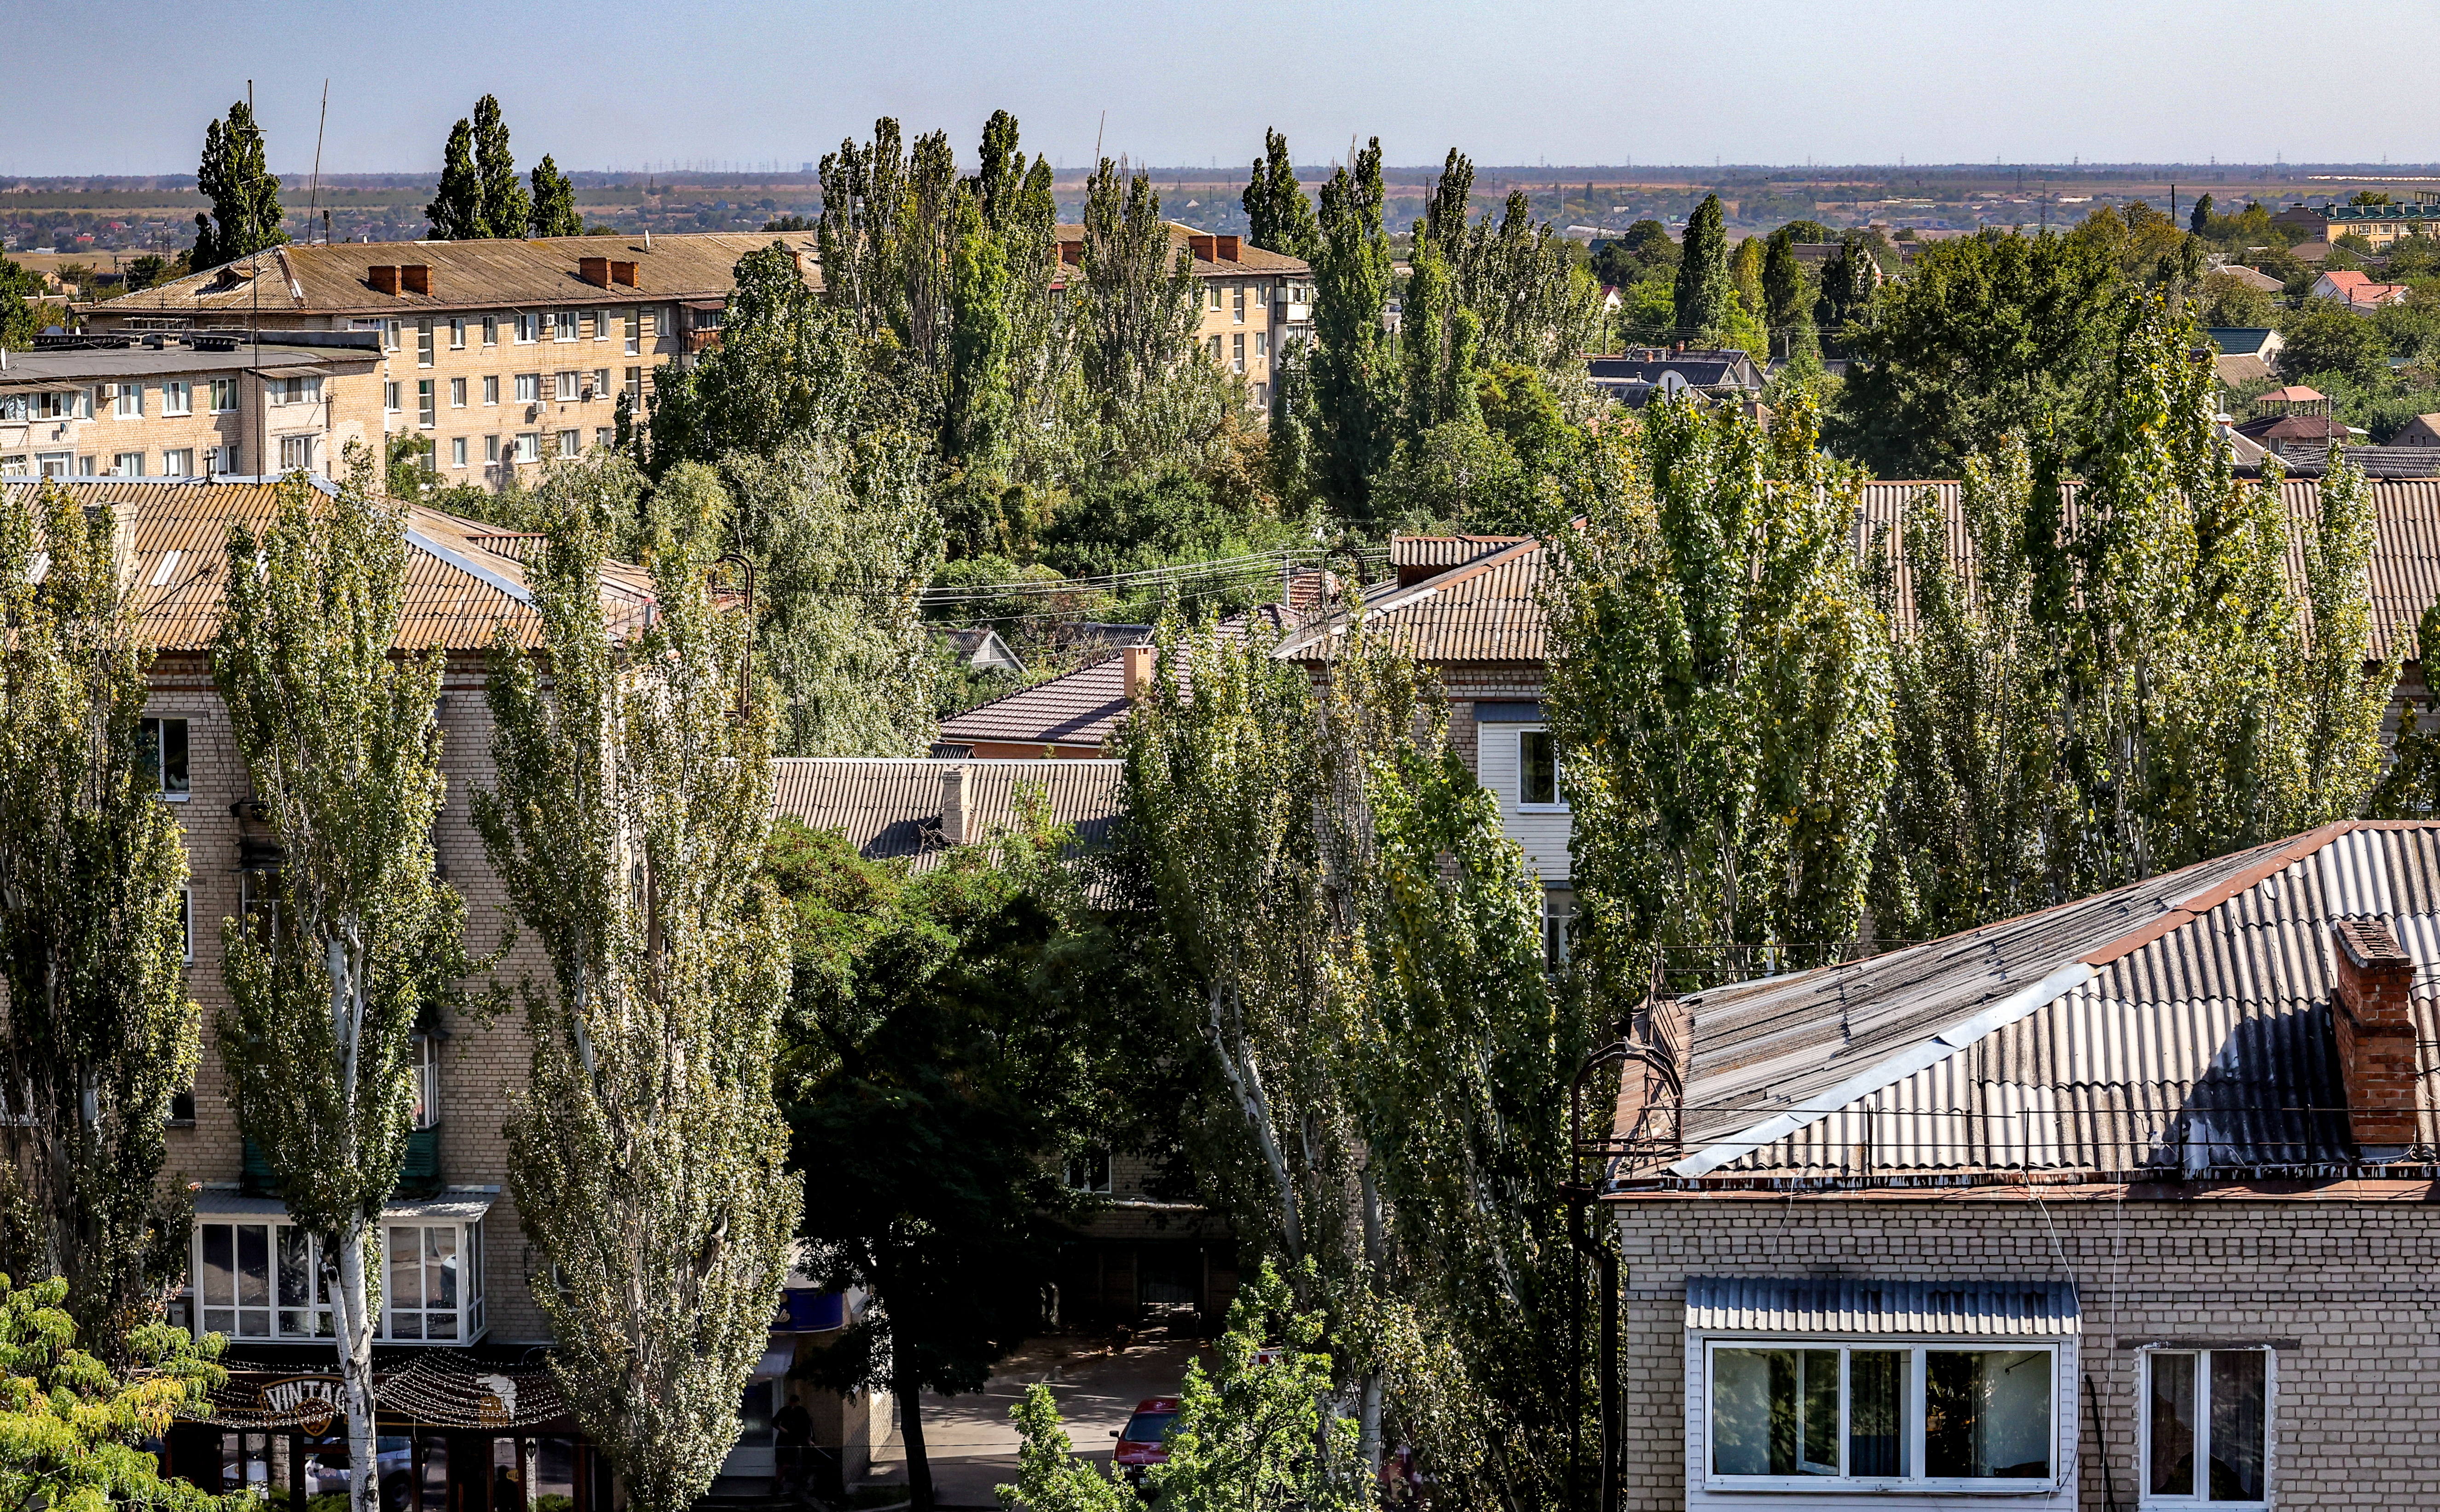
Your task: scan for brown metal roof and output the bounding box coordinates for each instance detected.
[937,655,1130,750]
[86,232,820,320]
[1276,537,1548,666]
[6,478,653,652]
[1048,222,1311,280]
[769,756,1123,872]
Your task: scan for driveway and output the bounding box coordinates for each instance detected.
[865,1321,1212,1508]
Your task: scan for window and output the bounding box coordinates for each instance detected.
[268,375,320,407]
[206,445,239,475]
[179,887,193,964]
[515,433,540,463]
[384,381,401,413]
[383,320,401,352]
[209,377,239,412]
[556,429,579,458]
[1231,334,1244,372]
[31,390,85,420]
[36,453,73,478]
[114,381,142,417]
[410,1034,441,1131]
[514,313,538,344]
[162,380,191,416]
[417,319,434,367]
[624,366,642,401]
[1233,284,1245,323]
[162,448,193,477]
[515,374,540,404]
[112,452,145,477]
[594,427,612,450]
[0,396,18,421]
[417,380,436,428]
[450,377,467,408]
[449,317,466,350]
[481,315,498,346]
[139,717,190,797]
[1543,887,1573,969]
[484,435,501,463]
[593,308,608,341]
[1254,282,1268,307]
[1208,285,1222,310]
[483,375,500,405]
[1255,331,1269,359]
[451,436,468,468]
[1707,1342,2054,1487]
[624,309,640,355]
[0,456,25,476]
[278,435,314,473]
[1065,1148,1112,1193]
[1519,729,1561,808]
[1208,335,1223,361]
[554,371,578,402]
[194,1216,484,1344]
[2144,1349,2269,1506]
[553,310,578,341]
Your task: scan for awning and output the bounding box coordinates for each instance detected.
[194,1188,497,1223]
[1685,1278,2079,1337]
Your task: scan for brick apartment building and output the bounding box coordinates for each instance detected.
[82,232,819,488]
[1052,223,1313,411]
[0,330,382,481]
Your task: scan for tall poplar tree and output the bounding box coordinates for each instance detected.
[1670,193,1731,343]
[1297,139,1396,527]
[191,101,286,270]
[1075,156,1201,422]
[528,155,582,237]
[1761,230,1815,360]
[425,118,484,240]
[473,95,530,241]
[0,484,196,1360]
[480,491,798,1512]
[1242,129,1318,259]
[211,467,467,1512]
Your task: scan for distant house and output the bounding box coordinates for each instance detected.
[2312,269,2409,311]
[2205,327,2284,388]
[2394,413,2440,447]
[2211,264,2285,294]
[2234,410,2362,455]
[931,625,1024,675]
[935,649,1146,759]
[2308,198,2440,250]
[2289,239,2336,265]
[1586,348,1765,408]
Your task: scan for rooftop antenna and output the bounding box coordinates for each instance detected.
[1094,110,1106,169]
[308,79,328,244]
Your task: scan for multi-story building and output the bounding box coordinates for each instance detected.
[1052,224,1314,411]
[0,330,381,480]
[81,233,820,487]
[2294,197,2440,250]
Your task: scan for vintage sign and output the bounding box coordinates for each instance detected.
[256,1376,344,1436]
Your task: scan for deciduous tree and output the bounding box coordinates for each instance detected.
[1671,193,1732,342]
[473,95,530,241]
[1296,139,1397,527]
[191,101,285,270]
[1242,129,1318,260]
[425,119,483,240]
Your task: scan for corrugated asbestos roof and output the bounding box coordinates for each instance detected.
[1634,822,2440,1186]
[4,479,653,652]
[87,232,818,319]
[1048,222,1312,278]
[1685,1278,2080,1336]
[769,756,1122,872]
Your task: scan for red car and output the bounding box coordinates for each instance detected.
[1112,1396,1181,1482]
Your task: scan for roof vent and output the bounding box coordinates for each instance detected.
[940,765,972,847]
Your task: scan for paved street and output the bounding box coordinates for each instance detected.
[864,1321,1212,1508]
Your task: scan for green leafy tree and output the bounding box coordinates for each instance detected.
[528,155,581,237]
[473,95,530,241]
[479,495,798,1512]
[2195,271,2278,330]
[1762,230,1816,361]
[1543,392,1893,999]
[945,190,1014,465]
[1076,156,1202,424]
[1671,194,1732,341]
[1295,139,1397,529]
[1146,1264,1365,1512]
[997,1385,1131,1512]
[0,1273,247,1512]
[209,463,468,1512]
[2279,303,2389,384]
[1241,129,1318,259]
[649,244,862,469]
[2189,192,2215,235]
[1830,229,2121,478]
[1810,231,1882,352]
[0,257,45,350]
[191,100,285,270]
[0,485,196,1359]
[1588,220,1678,292]
[426,118,484,239]
[121,255,173,294]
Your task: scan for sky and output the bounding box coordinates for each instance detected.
[5,0,2436,178]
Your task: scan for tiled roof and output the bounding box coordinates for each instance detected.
[85,232,819,320]
[769,756,1123,872]
[1275,537,1548,666]
[4,478,653,652]
[937,655,1132,750]
[1633,822,2440,1185]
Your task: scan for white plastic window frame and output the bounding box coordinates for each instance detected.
[2136,1346,2274,1511]
[1515,726,1567,812]
[1698,1334,2069,1496]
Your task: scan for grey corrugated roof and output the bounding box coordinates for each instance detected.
[1686,1278,2079,1336]
[1638,822,2440,1185]
[0,341,365,387]
[769,756,1122,872]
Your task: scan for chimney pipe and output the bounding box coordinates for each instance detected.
[1122,645,1156,700]
[940,764,971,847]
[2331,918,2420,1155]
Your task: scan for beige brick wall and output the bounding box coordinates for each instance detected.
[1611,1194,2440,1510]
[1192,273,1298,399]
[3,361,383,479]
[376,304,681,483]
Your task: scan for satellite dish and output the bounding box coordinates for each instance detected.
[1659,369,1691,398]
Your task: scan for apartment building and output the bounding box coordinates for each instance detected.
[1052,223,1314,411]
[0,331,381,480]
[83,232,820,487]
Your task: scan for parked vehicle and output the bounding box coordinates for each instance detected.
[1111,1397,1181,1483]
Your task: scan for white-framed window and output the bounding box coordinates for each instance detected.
[278,434,314,473]
[0,395,21,421]
[1254,282,1268,307]
[270,375,321,407]
[417,319,434,367]
[515,374,540,403]
[594,427,612,449]
[451,436,468,468]
[383,382,401,413]
[1064,1148,1112,1193]
[112,451,145,477]
[383,319,401,352]
[553,310,578,341]
[1208,335,1222,361]
[483,375,500,406]
[1232,333,1245,372]
[591,367,609,398]
[592,307,608,341]
[1518,728,1563,809]
[139,716,190,798]
[1208,284,1222,310]
[1703,1339,2059,1489]
[162,448,193,477]
[449,317,466,350]
[417,380,436,428]
[514,313,538,344]
[206,445,239,475]
[1255,331,1269,359]
[2141,1348,2270,1507]
[1233,284,1246,323]
[209,377,239,412]
[162,380,191,416]
[515,432,539,463]
[1543,886,1573,969]
[554,371,578,402]
[624,309,640,355]
[481,315,498,346]
[409,1032,441,1130]
[192,1214,485,1345]
[624,366,642,401]
[113,382,143,417]
[556,429,579,458]
[0,456,26,477]
[36,452,73,478]
[484,434,501,463]
[449,377,466,408]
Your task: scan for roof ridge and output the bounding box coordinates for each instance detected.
[1276,535,1546,657]
[937,655,1126,726]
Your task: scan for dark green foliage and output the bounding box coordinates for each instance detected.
[1038,461,1303,598]
[426,118,484,239]
[121,254,173,294]
[944,194,1012,462]
[473,95,530,240]
[0,256,44,349]
[1075,156,1201,425]
[1241,128,1317,259]
[527,155,581,237]
[1297,139,1398,529]
[1829,229,2122,478]
[2279,303,2389,385]
[1588,219,1678,290]
[1762,230,1815,360]
[191,101,285,270]
[648,243,860,469]
[2189,192,2215,235]
[1671,194,1732,340]
[2194,271,2278,330]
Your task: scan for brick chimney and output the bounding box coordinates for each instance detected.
[400,264,432,295]
[579,256,612,288]
[2331,918,2421,1154]
[1121,645,1155,699]
[368,265,401,294]
[940,764,971,847]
